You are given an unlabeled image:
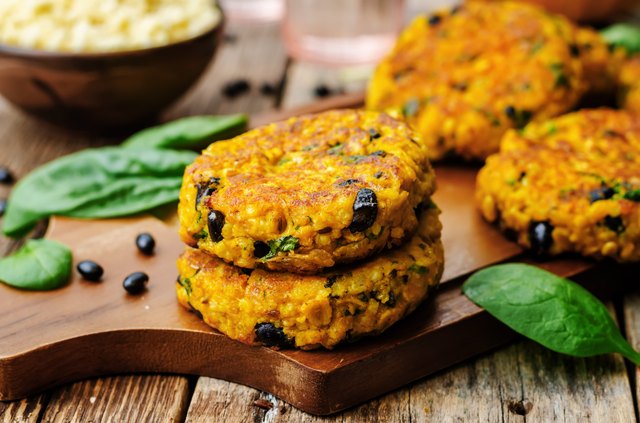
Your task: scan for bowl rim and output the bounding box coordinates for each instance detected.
[0,3,225,60]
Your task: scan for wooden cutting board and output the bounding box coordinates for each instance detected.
[0,96,636,415]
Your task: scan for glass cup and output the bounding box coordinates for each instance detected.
[219,0,285,23]
[282,0,406,66]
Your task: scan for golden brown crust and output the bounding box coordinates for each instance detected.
[176,205,444,350]
[178,109,436,273]
[366,1,585,161]
[477,109,640,261]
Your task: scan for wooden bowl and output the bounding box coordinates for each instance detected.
[0,17,224,132]
[518,0,637,22]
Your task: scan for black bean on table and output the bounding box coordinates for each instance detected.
[123,272,149,295]
[0,167,13,184]
[135,232,156,255]
[76,260,104,282]
[314,84,332,98]
[222,79,250,98]
[260,82,277,96]
[0,199,6,217]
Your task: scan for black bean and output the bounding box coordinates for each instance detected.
[253,241,270,258]
[368,128,381,140]
[135,232,156,255]
[195,177,220,208]
[386,291,396,307]
[414,201,424,218]
[504,106,532,129]
[260,82,277,96]
[76,260,104,282]
[324,275,339,288]
[371,150,387,157]
[589,186,615,203]
[452,82,467,91]
[254,323,292,348]
[188,303,204,320]
[222,79,250,98]
[223,33,238,44]
[338,178,360,187]
[528,221,554,255]
[569,44,580,57]
[428,15,442,26]
[357,293,370,302]
[123,271,149,295]
[604,216,625,233]
[0,198,6,217]
[349,188,378,233]
[0,167,13,184]
[374,171,383,179]
[207,210,225,242]
[314,84,332,98]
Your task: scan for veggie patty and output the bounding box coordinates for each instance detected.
[176,204,444,350]
[477,109,640,262]
[366,1,586,161]
[178,109,436,273]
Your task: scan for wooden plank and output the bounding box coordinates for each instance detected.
[187,341,636,422]
[623,288,640,414]
[185,378,285,423]
[0,395,48,423]
[40,375,190,423]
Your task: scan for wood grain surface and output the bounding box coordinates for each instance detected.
[2,14,640,423]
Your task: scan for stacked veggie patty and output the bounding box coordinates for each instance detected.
[477,109,640,262]
[176,110,444,349]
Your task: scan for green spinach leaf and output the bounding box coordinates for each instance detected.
[122,114,248,151]
[0,239,72,290]
[3,147,197,238]
[601,24,640,55]
[463,263,640,365]
[263,236,299,261]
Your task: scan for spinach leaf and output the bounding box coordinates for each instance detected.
[601,24,640,55]
[122,114,248,151]
[263,236,299,260]
[3,147,197,238]
[0,239,72,290]
[463,263,640,365]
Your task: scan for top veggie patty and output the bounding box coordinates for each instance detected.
[366,1,585,161]
[178,109,436,273]
[477,108,640,262]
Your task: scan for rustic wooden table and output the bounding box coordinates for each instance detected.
[1,19,640,423]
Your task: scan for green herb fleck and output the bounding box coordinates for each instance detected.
[549,63,570,88]
[623,189,640,202]
[402,98,420,118]
[463,263,640,366]
[408,264,428,275]
[179,278,192,296]
[262,236,299,261]
[193,228,208,240]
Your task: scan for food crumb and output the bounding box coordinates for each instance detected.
[253,399,273,410]
[89,396,96,404]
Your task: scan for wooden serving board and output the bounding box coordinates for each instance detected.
[0,97,636,415]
